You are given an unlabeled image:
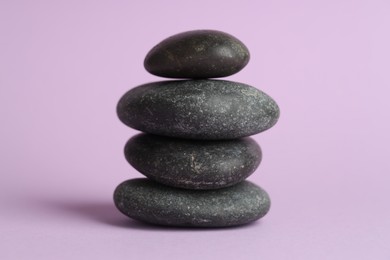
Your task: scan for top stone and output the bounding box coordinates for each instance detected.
[144,30,250,79]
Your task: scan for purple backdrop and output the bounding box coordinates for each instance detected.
[1,0,389,259]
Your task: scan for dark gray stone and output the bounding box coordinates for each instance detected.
[117,80,280,140]
[125,134,262,190]
[144,30,250,78]
[114,178,271,227]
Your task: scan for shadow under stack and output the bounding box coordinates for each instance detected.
[114,30,280,227]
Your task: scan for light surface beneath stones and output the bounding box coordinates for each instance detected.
[114,178,271,227]
[124,134,262,189]
[117,80,280,140]
[144,30,250,79]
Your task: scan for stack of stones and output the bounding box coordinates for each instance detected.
[114,30,280,227]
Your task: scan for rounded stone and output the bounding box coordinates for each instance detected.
[144,30,250,78]
[117,80,280,140]
[114,178,271,227]
[125,134,262,190]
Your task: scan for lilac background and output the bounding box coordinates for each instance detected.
[1,0,389,259]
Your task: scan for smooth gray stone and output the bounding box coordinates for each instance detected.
[144,30,250,78]
[117,80,280,140]
[124,134,262,190]
[114,178,271,227]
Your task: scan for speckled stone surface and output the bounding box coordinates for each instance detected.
[124,134,262,189]
[114,178,271,227]
[117,80,280,140]
[144,30,250,79]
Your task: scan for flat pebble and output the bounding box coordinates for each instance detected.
[144,30,250,78]
[114,178,271,227]
[117,80,280,140]
[125,134,262,189]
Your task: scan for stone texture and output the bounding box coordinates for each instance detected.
[114,178,271,227]
[125,134,262,189]
[117,80,280,140]
[144,30,250,79]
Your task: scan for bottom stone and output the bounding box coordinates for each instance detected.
[114,178,271,227]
